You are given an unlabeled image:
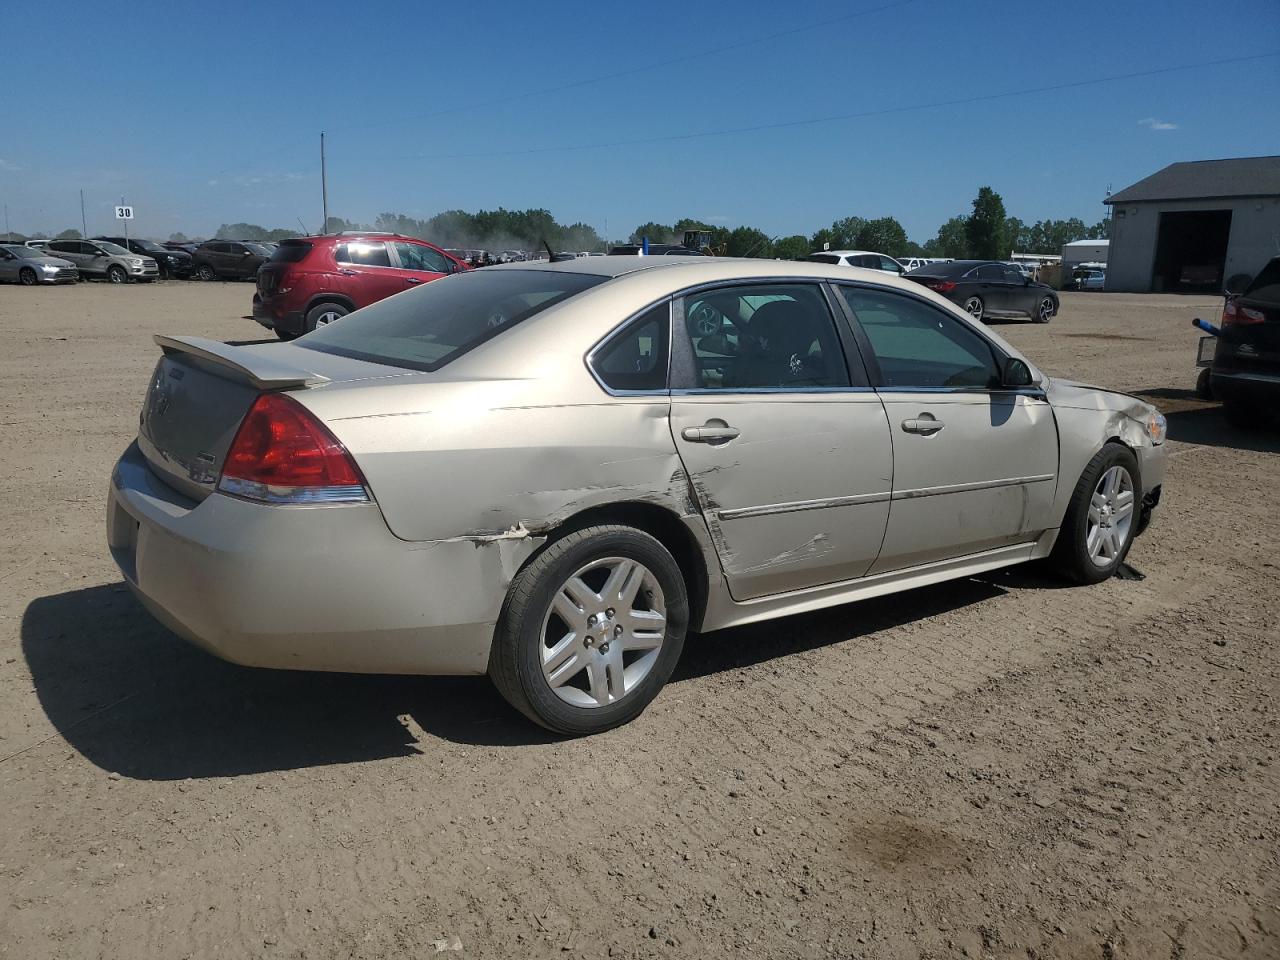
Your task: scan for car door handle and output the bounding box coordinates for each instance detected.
[901,417,945,435]
[681,424,740,443]
[404,277,422,284]
[338,269,357,276]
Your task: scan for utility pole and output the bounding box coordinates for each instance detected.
[80,189,87,238]
[320,132,329,234]
[3,204,9,240]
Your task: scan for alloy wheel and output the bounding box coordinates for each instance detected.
[538,556,666,708]
[1039,297,1053,322]
[963,296,983,319]
[19,268,37,286]
[1086,465,1134,568]
[108,267,126,283]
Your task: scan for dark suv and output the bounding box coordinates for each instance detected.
[192,240,272,281]
[94,236,195,279]
[253,232,467,338]
[1212,256,1280,427]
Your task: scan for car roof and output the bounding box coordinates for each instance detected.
[484,255,936,287]
[816,250,895,258]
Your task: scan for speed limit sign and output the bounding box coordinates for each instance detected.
[115,206,134,220]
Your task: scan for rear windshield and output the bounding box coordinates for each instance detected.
[1244,258,1280,305]
[270,240,313,264]
[297,269,607,372]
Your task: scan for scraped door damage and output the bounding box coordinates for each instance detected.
[670,392,894,600]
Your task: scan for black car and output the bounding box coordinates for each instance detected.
[904,260,1058,323]
[94,236,195,279]
[1212,256,1280,427]
[164,241,201,255]
[191,240,271,280]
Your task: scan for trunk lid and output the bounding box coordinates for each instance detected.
[137,336,413,501]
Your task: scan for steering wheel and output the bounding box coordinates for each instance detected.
[687,302,722,338]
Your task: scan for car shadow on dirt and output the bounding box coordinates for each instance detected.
[1164,405,1280,453]
[23,573,1020,777]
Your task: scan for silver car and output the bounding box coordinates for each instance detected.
[107,258,1167,734]
[0,243,79,284]
[45,238,158,282]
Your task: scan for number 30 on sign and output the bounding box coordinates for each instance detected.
[115,206,134,220]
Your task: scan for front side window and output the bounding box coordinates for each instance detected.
[592,303,670,392]
[679,283,850,390]
[1002,267,1025,284]
[299,269,606,372]
[393,241,450,273]
[838,286,1000,390]
[335,241,390,267]
[878,256,903,273]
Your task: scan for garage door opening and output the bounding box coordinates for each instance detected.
[1151,209,1232,294]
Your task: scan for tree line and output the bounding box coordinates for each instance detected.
[0,187,1107,258]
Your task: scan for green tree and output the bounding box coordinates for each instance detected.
[55,228,82,240]
[629,222,675,244]
[1004,217,1030,252]
[923,216,969,259]
[854,217,909,257]
[900,240,927,258]
[725,226,772,258]
[772,234,811,260]
[965,187,1007,260]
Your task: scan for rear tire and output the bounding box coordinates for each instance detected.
[305,301,349,332]
[962,295,984,321]
[489,525,689,736]
[19,267,38,286]
[1050,444,1141,584]
[197,264,216,281]
[1035,296,1054,323]
[107,265,127,284]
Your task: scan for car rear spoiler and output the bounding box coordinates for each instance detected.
[153,335,330,390]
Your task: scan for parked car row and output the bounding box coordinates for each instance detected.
[0,237,291,284]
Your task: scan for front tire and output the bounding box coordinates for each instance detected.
[197,264,216,281]
[1035,296,1054,323]
[107,265,127,284]
[1051,444,1140,584]
[962,295,984,321]
[19,267,38,286]
[489,525,689,735]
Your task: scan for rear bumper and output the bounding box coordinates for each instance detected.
[106,441,513,675]
[252,295,305,334]
[1212,369,1280,404]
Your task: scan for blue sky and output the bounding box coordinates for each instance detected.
[2,0,1277,243]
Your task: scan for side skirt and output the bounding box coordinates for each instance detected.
[699,530,1058,633]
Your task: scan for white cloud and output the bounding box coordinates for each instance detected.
[0,157,26,172]
[1139,117,1178,131]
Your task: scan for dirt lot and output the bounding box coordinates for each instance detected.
[1,282,1276,960]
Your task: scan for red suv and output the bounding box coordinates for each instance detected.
[253,232,467,338]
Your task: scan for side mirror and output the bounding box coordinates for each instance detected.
[1001,357,1034,388]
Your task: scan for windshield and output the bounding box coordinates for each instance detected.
[133,239,165,252]
[298,269,607,372]
[2,244,38,257]
[97,241,131,256]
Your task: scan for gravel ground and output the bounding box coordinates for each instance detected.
[1,282,1276,960]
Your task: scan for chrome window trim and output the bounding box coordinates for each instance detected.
[671,386,876,396]
[584,297,674,397]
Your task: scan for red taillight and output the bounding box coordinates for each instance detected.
[218,393,368,504]
[1222,299,1265,327]
[927,280,957,292]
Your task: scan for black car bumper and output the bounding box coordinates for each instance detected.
[252,296,304,335]
[1211,369,1280,405]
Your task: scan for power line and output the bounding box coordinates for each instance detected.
[393,51,1280,163]
[326,0,923,134]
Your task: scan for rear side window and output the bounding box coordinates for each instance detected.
[838,286,999,390]
[803,254,840,265]
[972,264,1004,280]
[270,241,313,264]
[335,241,390,267]
[1244,258,1280,305]
[592,303,670,392]
[299,269,607,372]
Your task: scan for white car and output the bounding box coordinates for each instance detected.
[899,257,931,272]
[803,250,904,275]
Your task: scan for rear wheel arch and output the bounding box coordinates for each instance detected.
[518,501,712,632]
[304,293,356,316]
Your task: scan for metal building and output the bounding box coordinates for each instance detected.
[1103,156,1280,293]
